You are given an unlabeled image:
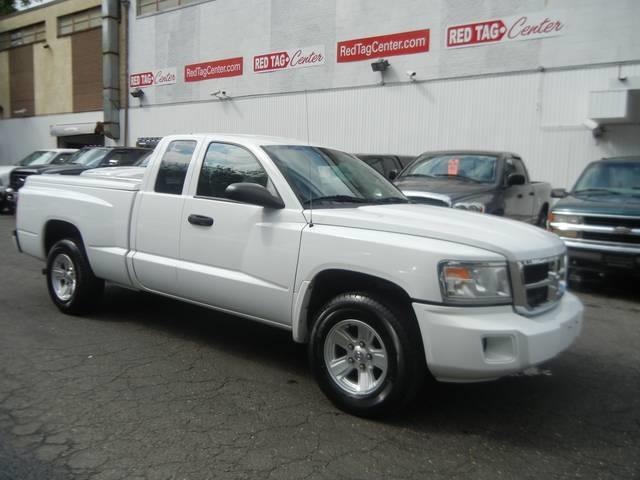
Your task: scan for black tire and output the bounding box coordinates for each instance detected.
[309,292,425,418]
[46,239,104,315]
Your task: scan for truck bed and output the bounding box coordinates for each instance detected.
[16,174,140,286]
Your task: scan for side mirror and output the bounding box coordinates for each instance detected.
[388,169,398,180]
[225,183,285,209]
[551,188,568,198]
[108,159,120,166]
[506,173,525,186]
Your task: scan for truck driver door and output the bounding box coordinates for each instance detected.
[176,142,306,326]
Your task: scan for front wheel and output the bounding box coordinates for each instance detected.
[46,239,104,315]
[309,293,425,417]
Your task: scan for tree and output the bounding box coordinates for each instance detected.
[1,1,38,16]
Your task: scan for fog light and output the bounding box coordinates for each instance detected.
[482,335,516,363]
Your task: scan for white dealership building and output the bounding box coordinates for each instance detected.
[1,0,639,188]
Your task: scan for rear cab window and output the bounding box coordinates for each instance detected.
[154,141,197,195]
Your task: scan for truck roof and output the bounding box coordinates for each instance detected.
[416,150,519,158]
[162,133,313,147]
[598,156,640,162]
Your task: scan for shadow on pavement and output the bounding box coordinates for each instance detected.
[92,284,639,459]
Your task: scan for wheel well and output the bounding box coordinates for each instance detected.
[44,220,83,255]
[305,269,414,338]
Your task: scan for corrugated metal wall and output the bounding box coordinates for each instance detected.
[126,63,640,189]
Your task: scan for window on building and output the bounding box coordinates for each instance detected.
[0,22,46,51]
[57,7,102,37]
[137,0,209,16]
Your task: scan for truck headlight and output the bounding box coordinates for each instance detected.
[439,261,512,305]
[453,202,485,213]
[549,213,583,224]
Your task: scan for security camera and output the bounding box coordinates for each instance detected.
[210,90,228,99]
[130,88,144,98]
[583,119,604,138]
[406,70,417,79]
[582,119,600,131]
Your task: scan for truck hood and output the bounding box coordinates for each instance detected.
[11,164,58,175]
[41,164,90,175]
[553,193,640,216]
[394,177,495,203]
[81,167,146,180]
[310,204,564,262]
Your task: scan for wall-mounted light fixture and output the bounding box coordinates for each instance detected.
[130,88,145,99]
[370,59,390,72]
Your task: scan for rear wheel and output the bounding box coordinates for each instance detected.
[309,292,425,417]
[46,239,104,315]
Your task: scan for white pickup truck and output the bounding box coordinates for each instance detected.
[14,134,583,417]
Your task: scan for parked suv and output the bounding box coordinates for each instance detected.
[1,149,77,213]
[548,156,640,279]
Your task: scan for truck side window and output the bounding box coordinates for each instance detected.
[196,142,275,199]
[154,141,197,195]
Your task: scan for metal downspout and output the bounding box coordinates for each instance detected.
[102,0,120,140]
[121,0,130,146]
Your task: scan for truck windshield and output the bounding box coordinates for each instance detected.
[71,148,110,168]
[573,159,640,197]
[263,145,408,207]
[400,154,497,183]
[17,151,58,166]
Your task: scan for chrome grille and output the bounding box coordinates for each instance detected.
[515,254,566,315]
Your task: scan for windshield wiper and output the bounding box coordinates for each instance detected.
[574,188,621,195]
[369,197,409,204]
[400,173,437,178]
[302,195,369,207]
[432,173,481,183]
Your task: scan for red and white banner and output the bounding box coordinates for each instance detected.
[184,57,244,82]
[253,45,325,73]
[446,11,566,48]
[129,67,177,88]
[337,29,430,63]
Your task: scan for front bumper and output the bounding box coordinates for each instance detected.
[413,292,583,382]
[4,188,17,206]
[562,239,640,274]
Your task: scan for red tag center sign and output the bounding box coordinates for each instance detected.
[337,29,430,62]
[448,159,460,175]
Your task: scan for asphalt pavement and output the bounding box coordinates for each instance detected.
[0,214,638,479]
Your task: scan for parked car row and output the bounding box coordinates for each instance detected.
[3,144,638,282]
[1,147,151,212]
